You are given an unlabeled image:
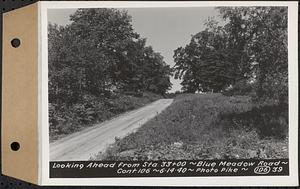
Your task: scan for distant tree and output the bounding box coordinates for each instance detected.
[112,38,172,95]
[174,29,248,93]
[141,46,173,94]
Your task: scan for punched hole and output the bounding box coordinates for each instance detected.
[11,38,21,48]
[10,142,20,151]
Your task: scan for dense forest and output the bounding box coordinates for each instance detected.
[48,9,172,140]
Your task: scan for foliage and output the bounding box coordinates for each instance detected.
[223,80,255,96]
[49,92,161,141]
[95,94,288,160]
[173,7,288,103]
[221,103,288,139]
[49,8,172,104]
[48,8,173,140]
[173,29,248,93]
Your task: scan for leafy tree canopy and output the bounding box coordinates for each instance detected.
[49,8,172,105]
[173,7,288,103]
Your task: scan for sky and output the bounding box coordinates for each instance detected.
[48,8,220,92]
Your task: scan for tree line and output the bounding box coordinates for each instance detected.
[49,8,172,106]
[173,7,288,104]
[49,7,288,105]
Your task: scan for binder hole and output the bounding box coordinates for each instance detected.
[10,142,20,151]
[11,38,21,48]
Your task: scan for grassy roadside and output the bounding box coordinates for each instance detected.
[93,93,288,160]
[49,92,162,142]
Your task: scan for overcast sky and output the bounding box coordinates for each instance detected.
[48,8,220,92]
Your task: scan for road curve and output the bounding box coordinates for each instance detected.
[50,99,173,161]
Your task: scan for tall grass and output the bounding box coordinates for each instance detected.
[94,93,288,160]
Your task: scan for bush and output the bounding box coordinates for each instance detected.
[223,80,255,97]
[221,103,288,139]
[49,92,162,141]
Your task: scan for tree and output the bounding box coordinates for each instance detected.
[173,29,248,93]
[67,8,140,96]
[173,7,288,103]
[48,8,172,107]
[48,24,84,105]
[219,7,288,102]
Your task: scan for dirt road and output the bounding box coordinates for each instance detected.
[50,99,173,161]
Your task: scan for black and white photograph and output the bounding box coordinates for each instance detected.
[0,0,297,186]
[48,5,290,163]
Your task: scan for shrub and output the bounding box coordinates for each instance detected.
[223,80,255,97]
[49,92,162,141]
[221,103,288,139]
